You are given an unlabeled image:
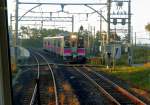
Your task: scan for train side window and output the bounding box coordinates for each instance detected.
[54,40,56,46]
[72,41,76,47]
[58,41,60,47]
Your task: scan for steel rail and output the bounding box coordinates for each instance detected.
[30,84,37,105]
[84,67,146,105]
[29,53,40,105]
[73,67,121,105]
[19,63,104,67]
[35,52,59,105]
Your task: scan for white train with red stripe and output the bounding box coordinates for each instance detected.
[43,33,86,63]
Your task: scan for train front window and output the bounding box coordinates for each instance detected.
[72,41,77,47]
[78,37,84,48]
[65,40,70,48]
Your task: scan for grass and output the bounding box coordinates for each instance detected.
[101,66,150,91]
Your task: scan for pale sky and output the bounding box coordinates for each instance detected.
[7,0,150,43]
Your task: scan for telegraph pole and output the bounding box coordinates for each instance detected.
[72,15,74,33]
[106,0,111,68]
[14,0,19,66]
[10,14,12,31]
[135,32,136,46]
[107,0,111,44]
[15,0,19,48]
[128,0,131,44]
[128,0,132,65]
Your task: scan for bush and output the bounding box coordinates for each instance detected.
[21,37,43,48]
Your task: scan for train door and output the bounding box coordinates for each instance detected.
[70,35,78,61]
[77,35,86,63]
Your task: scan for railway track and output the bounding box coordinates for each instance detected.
[20,49,148,105]
[21,50,82,105]
[21,51,59,105]
[35,52,59,105]
[37,50,81,105]
[73,67,147,105]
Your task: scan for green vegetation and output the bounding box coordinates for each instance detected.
[113,46,150,65]
[105,66,150,90]
[20,26,68,48]
[145,23,150,32]
[20,26,68,38]
[21,37,43,48]
[132,46,150,64]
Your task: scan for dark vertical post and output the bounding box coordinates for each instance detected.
[106,0,111,68]
[0,0,13,105]
[135,32,136,46]
[107,0,111,44]
[14,0,19,65]
[72,15,74,33]
[128,0,132,65]
[10,14,12,31]
[128,0,131,44]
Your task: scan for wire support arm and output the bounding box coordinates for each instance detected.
[18,4,41,21]
[84,4,108,22]
[18,2,108,5]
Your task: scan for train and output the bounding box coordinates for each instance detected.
[43,33,86,63]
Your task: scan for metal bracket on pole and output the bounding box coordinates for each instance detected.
[18,4,41,21]
[18,2,108,5]
[84,5,108,23]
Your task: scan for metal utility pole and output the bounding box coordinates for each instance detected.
[107,0,111,44]
[10,14,12,31]
[15,0,19,47]
[135,32,136,46]
[128,0,132,65]
[72,15,74,33]
[106,0,111,68]
[109,0,132,66]
[128,0,131,44]
[14,0,19,66]
[100,10,102,37]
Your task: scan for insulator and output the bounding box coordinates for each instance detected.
[116,1,123,7]
[61,4,64,12]
[113,11,116,15]
[120,12,123,15]
[122,18,126,25]
[113,18,117,25]
[124,11,127,15]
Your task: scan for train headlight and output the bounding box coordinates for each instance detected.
[71,35,77,39]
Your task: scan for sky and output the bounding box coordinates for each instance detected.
[7,0,150,44]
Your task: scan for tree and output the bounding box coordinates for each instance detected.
[110,32,121,41]
[20,26,31,38]
[145,23,150,32]
[30,28,40,39]
[20,26,68,39]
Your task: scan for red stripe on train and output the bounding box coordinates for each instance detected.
[64,49,72,54]
[77,48,85,54]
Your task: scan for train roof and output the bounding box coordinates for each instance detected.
[43,36,64,40]
[43,32,70,40]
